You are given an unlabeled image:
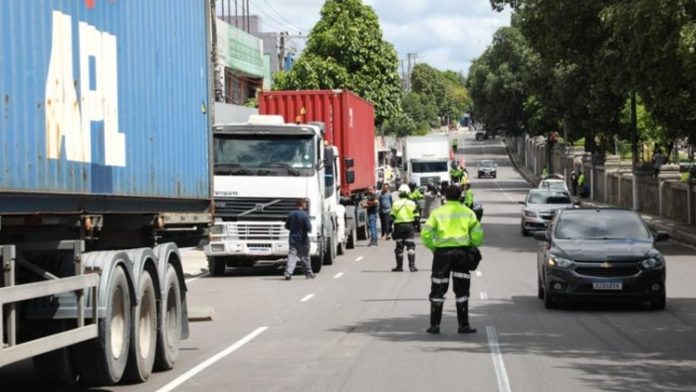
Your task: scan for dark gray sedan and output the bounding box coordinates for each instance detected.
[535,208,669,310]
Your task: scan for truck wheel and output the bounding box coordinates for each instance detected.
[323,237,335,265]
[123,270,158,382]
[346,227,356,249]
[207,256,226,276]
[310,244,323,274]
[75,265,131,386]
[356,223,368,241]
[154,265,182,371]
[31,320,79,386]
[337,239,345,255]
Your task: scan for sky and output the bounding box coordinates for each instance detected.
[235,0,512,75]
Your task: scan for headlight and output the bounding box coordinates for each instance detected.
[548,255,574,268]
[641,256,664,269]
[524,210,537,218]
[210,224,225,235]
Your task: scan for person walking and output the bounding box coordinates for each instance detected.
[578,171,587,198]
[284,198,314,280]
[365,186,380,246]
[391,185,420,272]
[452,138,458,154]
[570,171,578,196]
[379,184,394,240]
[423,183,440,219]
[421,185,484,334]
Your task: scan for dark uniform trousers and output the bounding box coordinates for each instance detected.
[429,247,476,328]
[392,222,416,269]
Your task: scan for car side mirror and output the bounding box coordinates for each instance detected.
[533,231,549,242]
[655,231,670,242]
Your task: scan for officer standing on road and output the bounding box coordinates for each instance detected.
[284,198,314,280]
[421,185,484,334]
[391,185,420,272]
[450,163,463,184]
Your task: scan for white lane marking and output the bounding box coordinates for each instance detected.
[185,272,209,284]
[333,272,344,279]
[476,271,483,277]
[156,326,268,392]
[480,291,488,300]
[355,256,364,261]
[486,326,512,392]
[300,293,315,302]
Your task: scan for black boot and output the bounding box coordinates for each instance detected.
[427,302,443,334]
[408,253,418,272]
[456,301,476,334]
[392,253,403,272]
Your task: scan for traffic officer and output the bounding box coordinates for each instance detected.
[461,177,475,209]
[450,164,462,184]
[421,185,484,334]
[408,182,424,231]
[391,185,420,272]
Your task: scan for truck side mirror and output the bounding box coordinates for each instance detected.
[346,170,355,184]
[345,158,354,169]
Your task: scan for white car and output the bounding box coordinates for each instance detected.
[538,179,569,193]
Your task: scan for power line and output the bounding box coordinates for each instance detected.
[259,0,308,34]
[248,0,305,35]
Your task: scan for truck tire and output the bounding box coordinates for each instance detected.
[337,239,345,255]
[123,270,158,382]
[310,244,323,274]
[75,265,132,386]
[356,223,368,241]
[207,256,226,277]
[154,265,182,371]
[323,237,335,265]
[346,227,356,249]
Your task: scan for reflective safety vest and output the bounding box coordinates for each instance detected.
[578,173,585,186]
[409,189,424,201]
[421,201,484,250]
[390,198,419,224]
[463,189,474,208]
[450,168,462,179]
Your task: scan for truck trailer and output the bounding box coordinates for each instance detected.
[205,91,375,274]
[1,0,212,386]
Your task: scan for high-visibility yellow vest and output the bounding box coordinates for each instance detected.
[421,201,484,250]
[390,198,419,224]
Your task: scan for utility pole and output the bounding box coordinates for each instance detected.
[406,53,417,92]
[631,91,639,211]
[401,59,407,91]
[234,0,238,27]
[246,0,250,32]
[278,32,286,72]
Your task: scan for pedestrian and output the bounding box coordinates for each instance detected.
[365,186,380,246]
[408,182,424,232]
[570,171,578,196]
[284,198,314,280]
[423,183,439,219]
[379,184,393,240]
[541,166,549,180]
[421,185,484,334]
[578,172,587,198]
[391,185,420,272]
[450,164,462,184]
[439,180,449,204]
[452,138,458,154]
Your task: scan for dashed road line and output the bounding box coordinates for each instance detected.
[355,256,364,262]
[156,326,268,392]
[480,291,488,300]
[333,272,344,279]
[185,272,209,284]
[300,293,315,302]
[486,326,512,392]
[476,271,483,277]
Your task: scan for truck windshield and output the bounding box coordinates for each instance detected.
[214,135,315,175]
[412,161,448,173]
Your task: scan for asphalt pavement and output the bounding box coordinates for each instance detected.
[3,131,696,392]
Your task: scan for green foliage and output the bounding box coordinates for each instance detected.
[411,63,471,123]
[272,0,402,125]
[382,112,418,137]
[402,92,439,128]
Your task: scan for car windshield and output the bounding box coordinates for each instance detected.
[527,191,571,204]
[480,160,494,167]
[555,210,651,240]
[540,181,566,191]
[213,134,316,174]
[412,161,448,173]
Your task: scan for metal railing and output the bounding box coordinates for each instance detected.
[0,241,99,367]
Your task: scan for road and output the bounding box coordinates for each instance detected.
[3,132,696,391]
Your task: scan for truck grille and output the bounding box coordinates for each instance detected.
[575,265,640,278]
[229,223,287,241]
[215,197,299,220]
[419,176,440,186]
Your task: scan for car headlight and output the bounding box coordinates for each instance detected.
[548,255,574,268]
[210,224,225,235]
[524,210,537,218]
[641,256,664,269]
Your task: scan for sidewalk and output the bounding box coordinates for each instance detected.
[505,144,696,247]
[178,247,209,278]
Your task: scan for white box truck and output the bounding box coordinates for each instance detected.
[403,135,453,186]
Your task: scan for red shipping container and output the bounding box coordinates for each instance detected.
[259,90,376,196]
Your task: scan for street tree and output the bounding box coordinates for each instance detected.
[272,0,402,125]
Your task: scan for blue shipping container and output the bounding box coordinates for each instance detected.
[0,0,210,213]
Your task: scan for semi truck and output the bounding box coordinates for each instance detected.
[0,1,212,386]
[205,90,375,274]
[403,135,453,186]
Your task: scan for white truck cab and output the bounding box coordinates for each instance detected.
[205,115,340,275]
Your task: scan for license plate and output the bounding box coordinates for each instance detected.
[593,281,623,290]
[249,248,271,255]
